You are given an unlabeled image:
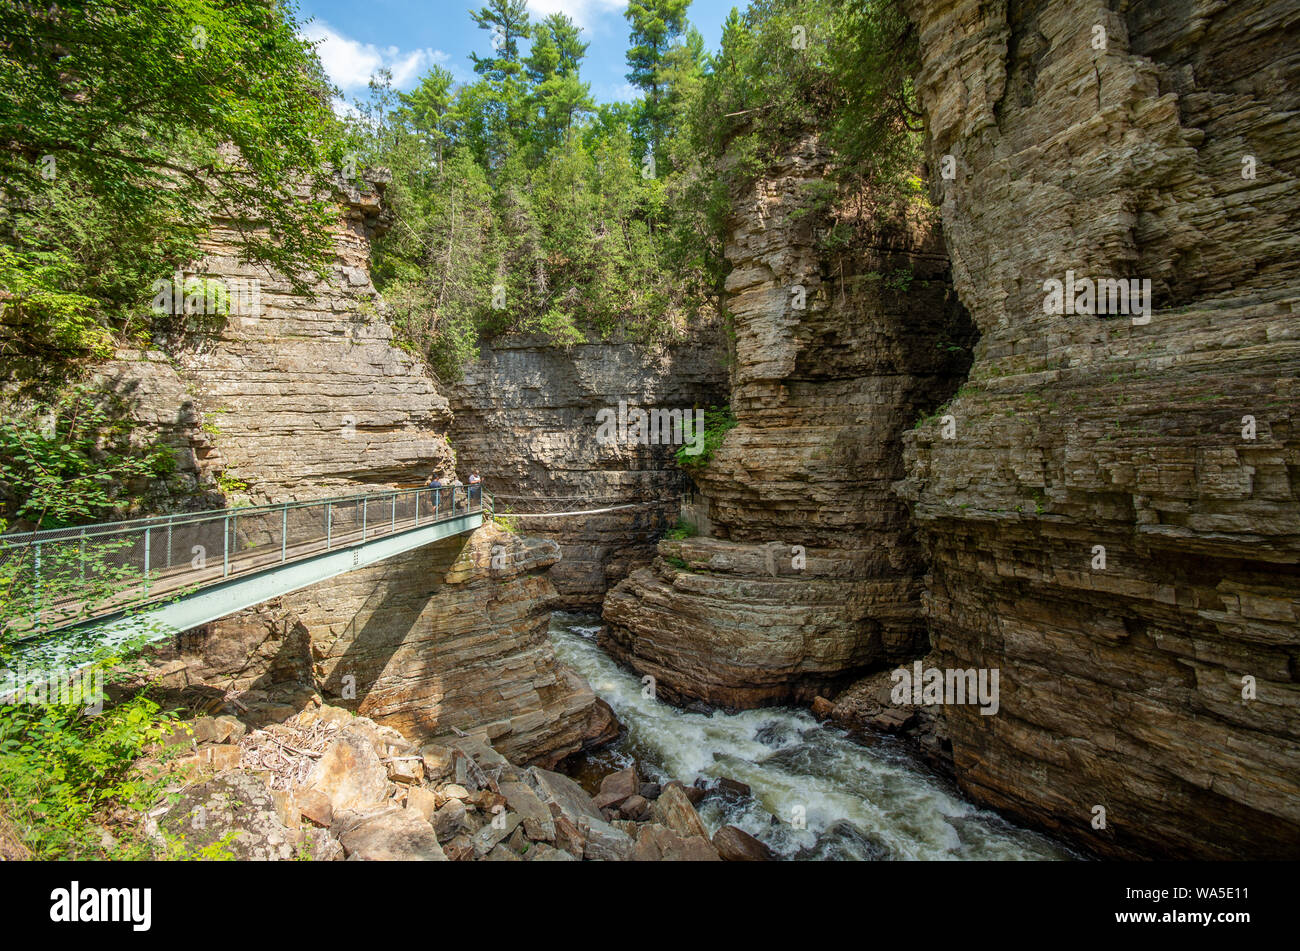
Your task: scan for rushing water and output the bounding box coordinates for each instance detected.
[550,612,1076,861]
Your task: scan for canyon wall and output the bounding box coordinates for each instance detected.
[899,0,1300,858]
[446,332,729,608]
[105,176,604,765]
[601,135,976,707]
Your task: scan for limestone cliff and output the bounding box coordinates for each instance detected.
[899,0,1300,858]
[105,176,603,766]
[601,135,975,707]
[446,332,728,608]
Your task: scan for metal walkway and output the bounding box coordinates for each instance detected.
[0,485,489,668]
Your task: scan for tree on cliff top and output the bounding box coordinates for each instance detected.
[625,0,693,164]
[0,0,347,373]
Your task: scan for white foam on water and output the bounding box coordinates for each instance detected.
[551,611,1075,861]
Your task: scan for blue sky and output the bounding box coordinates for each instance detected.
[295,0,737,107]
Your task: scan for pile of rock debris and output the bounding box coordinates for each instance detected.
[144,698,773,861]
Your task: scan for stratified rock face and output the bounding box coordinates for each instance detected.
[289,525,598,767]
[149,525,597,766]
[169,179,455,500]
[446,333,728,608]
[602,135,975,707]
[115,178,600,766]
[900,0,1300,858]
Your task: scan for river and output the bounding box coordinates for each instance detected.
[550,611,1077,860]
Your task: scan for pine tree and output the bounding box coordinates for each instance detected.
[525,14,594,158]
[624,0,692,165]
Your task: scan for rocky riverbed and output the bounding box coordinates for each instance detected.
[550,613,1077,861]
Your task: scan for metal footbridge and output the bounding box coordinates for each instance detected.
[0,484,489,668]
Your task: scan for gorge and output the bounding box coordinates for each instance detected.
[0,0,1295,866]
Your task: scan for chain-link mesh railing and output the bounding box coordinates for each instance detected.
[0,484,486,640]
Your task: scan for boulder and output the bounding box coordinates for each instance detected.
[632,824,721,862]
[304,732,389,814]
[154,771,299,860]
[436,784,471,806]
[713,825,775,861]
[448,735,518,785]
[467,789,507,813]
[525,767,604,827]
[528,843,578,861]
[270,790,301,831]
[553,814,585,859]
[619,795,651,821]
[404,787,439,823]
[296,788,333,828]
[298,826,344,861]
[499,781,555,841]
[189,716,235,744]
[592,765,638,810]
[581,697,622,750]
[653,783,710,839]
[386,756,423,785]
[810,696,835,720]
[575,815,634,861]
[339,808,448,861]
[431,799,470,841]
[443,834,474,862]
[419,744,457,783]
[714,776,751,800]
[205,746,243,771]
[472,812,522,857]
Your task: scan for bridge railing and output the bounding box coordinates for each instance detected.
[0,484,487,639]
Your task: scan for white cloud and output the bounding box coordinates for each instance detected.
[525,0,626,30]
[301,21,450,93]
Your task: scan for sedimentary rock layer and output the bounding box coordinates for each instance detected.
[112,176,601,764]
[602,135,975,706]
[899,0,1300,858]
[151,524,600,766]
[446,333,728,608]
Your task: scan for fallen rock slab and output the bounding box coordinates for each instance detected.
[339,809,448,861]
[499,781,556,842]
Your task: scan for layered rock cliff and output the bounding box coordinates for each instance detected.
[446,332,728,608]
[601,135,976,707]
[898,0,1300,858]
[104,176,604,765]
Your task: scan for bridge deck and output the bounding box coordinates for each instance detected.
[1,485,489,670]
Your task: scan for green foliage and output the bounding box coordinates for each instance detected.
[675,405,737,469]
[664,518,697,539]
[215,473,250,497]
[0,0,347,380]
[0,382,184,650]
[670,0,927,296]
[357,0,925,384]
[0,682,178,859]
[625,0,693,160]
[0,383,176,531]
[489,509,520,534]
[351,11,709,378]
